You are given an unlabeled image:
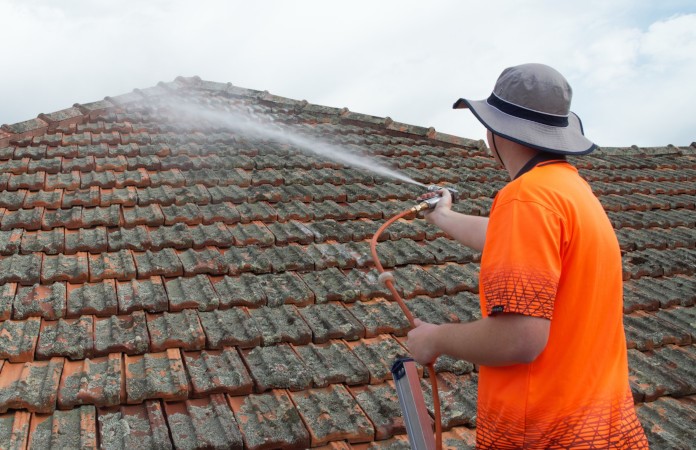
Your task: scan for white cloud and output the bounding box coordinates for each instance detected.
[0,0,694,146]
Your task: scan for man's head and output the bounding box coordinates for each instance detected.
[453,63,596,155]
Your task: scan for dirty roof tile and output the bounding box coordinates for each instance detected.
[209,274,266,308]
[628,345,696,401]
[347,299,411,338]
[13,282,66,320]
[265,244,316,272]
[306,242,358,270]
[66,280,117,318]
[255,271,314,307]
[349,381,404,441]
[97,400,173,449]
[198,308,262,349]
[8,172,45,191]
[198,202,241,225]
[298,302,365,344]
[266,220,315,245]
[164,394,244,450]
[122,204,165,227]
[623,311,692,351]
[655,306,696,341]
[28,405,97,448]
[190,222,234,248]
[116,277,168,314]
[0,283,14,320]
[107,225,152,253]
[347,335,409,384]
[229,221,275,247]
[0,207,44,231]
[37,316,94,361]
[273,199,313,222]
[0,358,64,413]
[290,384,374,446]
[0,317,41,363]
[23,189,63,209]
[306,219,353,243]
[61,187,100,208]
[636,396,696,450]
[177,247,227,276]
[249,305,312,346]
[42,206,83,230]
[45,172,80,191]
[146,310,206,352]
[161,203,202,226]
[183,348,253,397]
[229,389,310,450]
[124,349,188,404]
[37,252,89,284]
[242,343,313,393]
[393,265,446,298]
[94,311,149,356]
[294,341,370,387]
[65,227,107,254]
[404,296,462,325]
[425,262,480,295]
[86,250,135,282]
[300,267,360,304]
[420,372,478,430]
[82,204,121,228]
[0,190,27,211]
[57,354,122,408]
[236,201,277,223]
[100,187,138,207]
[133,248,183,278]
[345,268,392,301]
[222,246,272,275]
[0,229,23,255]
[164,274,220,312]
[0,410,31,449]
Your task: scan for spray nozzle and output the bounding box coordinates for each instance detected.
[413,185,459,212]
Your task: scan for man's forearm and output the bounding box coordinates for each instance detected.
[407,315,550,366]
[428,209,488,252]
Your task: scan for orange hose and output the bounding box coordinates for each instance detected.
[370,208,443,450]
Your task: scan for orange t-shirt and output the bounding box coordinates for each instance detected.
[476,160,647,449]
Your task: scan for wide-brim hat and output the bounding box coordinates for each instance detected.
[453,63,597,155]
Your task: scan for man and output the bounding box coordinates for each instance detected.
[407,63,648,448]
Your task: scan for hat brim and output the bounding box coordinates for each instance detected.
[453,97,597,155]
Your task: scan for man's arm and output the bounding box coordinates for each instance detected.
[422,190,488,252]
[406,314,550,366]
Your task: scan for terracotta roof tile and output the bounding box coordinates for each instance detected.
[124,349,188,404]
[624,310,692,351]
[28,405,97,448]
[94,311,150,356]
[291,384,374,446]
[116,277,169,314]
[249,305,312,346]
[628,345,696,401]
[198,308,262,349]
[295,340,370,387]
[183,348,253,397]
[242,343,313,393]
[13,282,66,320]
[421,373,478,430]
[97,400,173,448]
[0,410,31,449]
[37,316,94,360]
[229,389,310,450]
[57,354,123,408]
[349,381,404,440]
[164,394,244,449]
[0,358,64,413]
[347,335,409,384]
[636,396,696,450]
[66,280,118,318]
[266,244,316,272]
[347,300,410,338]
[0,317,40,363]
[0,229,23,255]
[147,310,206,352]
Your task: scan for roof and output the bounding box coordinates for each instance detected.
[0,77,695,449]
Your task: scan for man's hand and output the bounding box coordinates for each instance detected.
[406,319,441,365]
[417,189,452,224]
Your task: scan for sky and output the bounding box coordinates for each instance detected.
[1,0,695,148]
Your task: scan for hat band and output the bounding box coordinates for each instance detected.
[487,94,569,127]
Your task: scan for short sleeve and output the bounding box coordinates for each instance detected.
[480,198,563,320]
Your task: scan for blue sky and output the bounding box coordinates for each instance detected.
[1,0,694,147]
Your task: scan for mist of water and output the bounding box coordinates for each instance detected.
[156,96,427,188]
